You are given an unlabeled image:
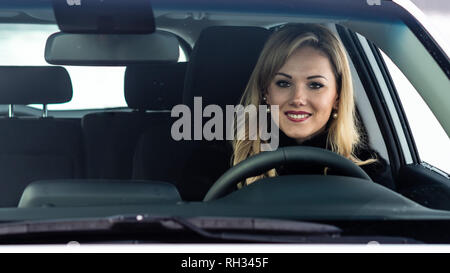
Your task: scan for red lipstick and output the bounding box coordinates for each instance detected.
[285,111,312,122]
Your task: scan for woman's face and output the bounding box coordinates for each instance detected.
[266,46,339,143]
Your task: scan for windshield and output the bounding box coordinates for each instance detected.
[0,0,449,247]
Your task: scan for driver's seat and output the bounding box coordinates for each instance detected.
[133,26,270,201]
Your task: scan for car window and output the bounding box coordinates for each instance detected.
[0,23,187,111]
[0,24,127,110]
[381,50,450,174]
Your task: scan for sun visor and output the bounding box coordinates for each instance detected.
[51,0,155,34]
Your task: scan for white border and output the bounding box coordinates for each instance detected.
[1,244,450,253]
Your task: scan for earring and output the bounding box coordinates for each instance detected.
[262,96,270,113]
[332,112,338,119]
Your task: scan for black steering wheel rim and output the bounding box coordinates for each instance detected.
[203,146,372,202]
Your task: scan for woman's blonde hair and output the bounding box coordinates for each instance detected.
[232,23,377,186]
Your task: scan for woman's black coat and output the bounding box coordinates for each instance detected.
[276,130,395,189]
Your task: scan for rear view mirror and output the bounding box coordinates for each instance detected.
[45,31,180,66]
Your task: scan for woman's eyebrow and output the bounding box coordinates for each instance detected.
[307,75,328,80]
[276,73,328,81]
[275,72,292,79]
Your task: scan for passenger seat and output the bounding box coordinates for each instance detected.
[0,66,84,207]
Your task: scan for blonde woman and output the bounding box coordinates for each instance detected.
[233,23,393,188]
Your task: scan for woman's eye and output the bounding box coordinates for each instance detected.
[276,80,291,88]
[309,82,324,90]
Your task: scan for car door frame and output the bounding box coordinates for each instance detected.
[337,16,450,210]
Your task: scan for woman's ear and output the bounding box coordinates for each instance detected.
[333,95,339,110]
[263,91,269,104]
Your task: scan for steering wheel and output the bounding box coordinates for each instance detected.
[203,146,372,201]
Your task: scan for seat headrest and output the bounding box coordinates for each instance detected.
[0,66,72,104]
[125,62,187,110]
[182,26,270,108]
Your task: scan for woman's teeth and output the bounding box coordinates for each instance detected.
[287,113,310,119]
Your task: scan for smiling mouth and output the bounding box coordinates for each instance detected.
[285,112,312,122]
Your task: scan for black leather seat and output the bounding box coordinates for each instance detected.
[133,26,270,201]
[0,66,84,207]
[81,62,186,179]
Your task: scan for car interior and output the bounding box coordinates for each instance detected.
[0,1,449,225]
[0,23,389,205]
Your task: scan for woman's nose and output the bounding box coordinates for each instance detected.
[290,85,307,106]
